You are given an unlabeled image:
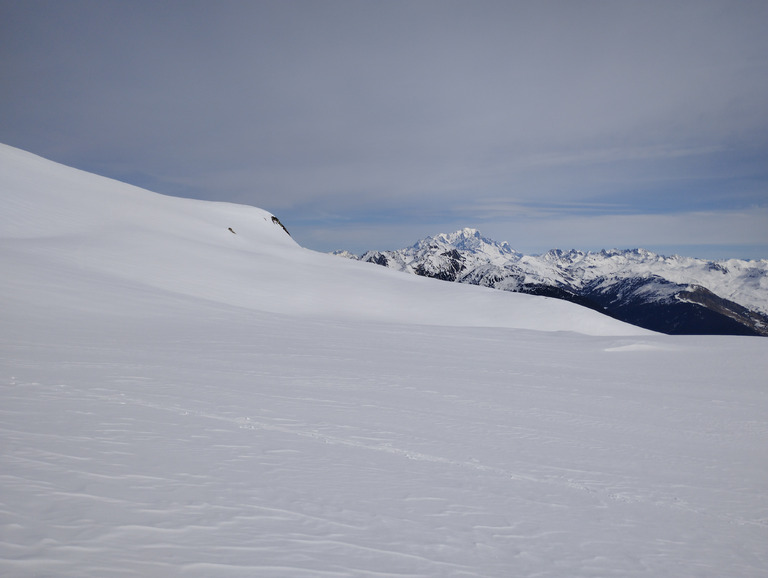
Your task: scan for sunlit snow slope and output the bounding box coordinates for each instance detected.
[0,143,647,336]
[2,144,767,577]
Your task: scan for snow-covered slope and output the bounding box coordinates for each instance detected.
[0,144,647,336]
[2,145,768,577]
[351,228,768,335]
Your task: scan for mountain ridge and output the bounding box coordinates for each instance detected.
[339,228,768,336]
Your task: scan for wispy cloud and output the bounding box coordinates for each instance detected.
[516,144,727,170]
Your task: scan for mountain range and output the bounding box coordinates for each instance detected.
[338,228,768,336]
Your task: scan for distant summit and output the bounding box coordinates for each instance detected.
[425,228,516,256]
[341,229,768,336]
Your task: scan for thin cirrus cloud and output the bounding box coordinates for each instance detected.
[0,0,766,258]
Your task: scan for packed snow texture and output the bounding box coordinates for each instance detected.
[1,144,767,577]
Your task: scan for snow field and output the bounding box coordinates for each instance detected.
[1,143,767,576]
[3,308,767,576]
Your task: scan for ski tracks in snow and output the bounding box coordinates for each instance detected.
[83,385,768,531]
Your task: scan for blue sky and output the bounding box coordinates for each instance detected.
[2,0,767,259]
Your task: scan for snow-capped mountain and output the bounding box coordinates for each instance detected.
[343,228,768,336]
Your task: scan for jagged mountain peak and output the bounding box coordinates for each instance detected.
[347,229,768,335]
[436,227,484,246]
[443,226,481,238]
[594,247,667,262]
[540,248,587,264]
[413,228,517,259]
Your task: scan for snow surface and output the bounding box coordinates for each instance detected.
[2,144,768,577]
